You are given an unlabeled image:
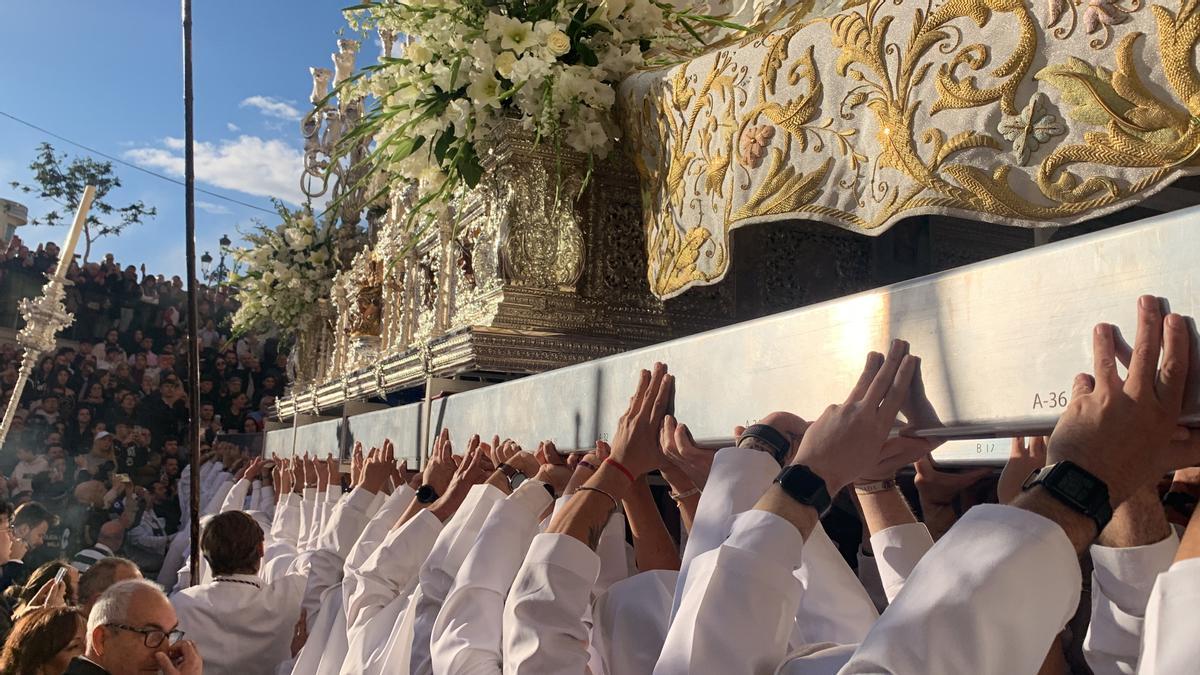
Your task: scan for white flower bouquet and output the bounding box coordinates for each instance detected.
[227,201,341,336]
[337,0,744,227]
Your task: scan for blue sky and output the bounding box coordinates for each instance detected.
[0,1,370,277]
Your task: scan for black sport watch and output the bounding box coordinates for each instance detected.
[774,465,832,517]
[416,484,439,504]
[497,463,528,491]
[1022,461,1113,533]
[739,424,791,465]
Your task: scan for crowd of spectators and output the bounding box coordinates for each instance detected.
[0,235,287,600]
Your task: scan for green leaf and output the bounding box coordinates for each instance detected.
[576,42,599,67]
[458,143,484,188]
[434,129,457,165]
[1035,58,1133,128]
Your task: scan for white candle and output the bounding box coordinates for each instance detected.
[54,185,96,278]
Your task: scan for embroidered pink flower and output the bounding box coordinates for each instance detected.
[738,125,776,168]
[1083,0,1130,34]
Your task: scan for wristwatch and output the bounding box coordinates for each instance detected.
[416,484,439,504]
[774,465,832,517]
[497,463,527,491]
[738,424,790,465]
[1022,461,1113,533]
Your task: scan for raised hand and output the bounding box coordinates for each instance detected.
[290,608,309,658]
[301,454,316,488]
[997,437,1047,504]
[564,440,610,496]
[534,441,573,495]
[790,341,919,492]
[360,447,392,494]
[1045,296,1198,506]
[326,454,341,487]
[243,457,263,482]
[429,435,488,521]
[156,640,203,675]
[661,415,714,489]
[350,442,364,486]
[279,459,293,495]
[913,456,991,506]
[609,362,674,480]
[423,429,456,496]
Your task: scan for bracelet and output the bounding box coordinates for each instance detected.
[576,486,619,512]
[853,479,898,495]
[603,457,636,483]
[578,460,599,473]
[669,487,701,501]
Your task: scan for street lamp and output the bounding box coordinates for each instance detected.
[200,251,212,281]
[214,234,231,283]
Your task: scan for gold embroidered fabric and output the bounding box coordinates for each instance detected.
[621,0,1200,298]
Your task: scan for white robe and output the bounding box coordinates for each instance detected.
[1084,532,1178,675]
[1137,556,1200,673]
[171,487,374,675]
[429,480,554,675]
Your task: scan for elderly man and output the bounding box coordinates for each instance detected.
[67,578,201,675]
[72,520,127,573]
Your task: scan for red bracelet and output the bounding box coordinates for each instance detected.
[604,457,636,483]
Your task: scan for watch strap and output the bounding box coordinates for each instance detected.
[416,484,439,504]
[1022,461,1113,533]
[740,424,790,465]
[774,465,833,517]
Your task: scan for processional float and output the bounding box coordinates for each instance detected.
[0,186,95,450]
[271,0,1200,464]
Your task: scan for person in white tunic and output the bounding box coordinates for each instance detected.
[170,457,377,675]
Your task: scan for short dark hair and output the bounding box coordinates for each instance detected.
[12,502,57,531]
[0,502,14,522]
[78,557,140,607]
[202,511,264,575]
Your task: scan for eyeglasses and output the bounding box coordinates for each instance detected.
[105,624,185,648]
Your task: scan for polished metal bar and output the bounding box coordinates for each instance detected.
[425,208,1200,459]
[268,207,1200,465]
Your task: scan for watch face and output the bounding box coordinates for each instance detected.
[510,473,527,491]
[416,485,437,504]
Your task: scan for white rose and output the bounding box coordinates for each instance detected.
[495,51,517,79]
[546,31,571,57]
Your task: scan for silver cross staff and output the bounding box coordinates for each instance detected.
[0,185,96,449]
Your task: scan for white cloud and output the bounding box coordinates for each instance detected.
[239,96,303,121]
[124,135,305,205]
[196,201,232,215]
[227,122,240,132]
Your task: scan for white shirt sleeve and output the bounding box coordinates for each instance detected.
[220,478,252,513]
[1137,556,1200,674]
[407,484,507,675]
[502,533,601,675]
[837,505,1081,675]
[672,447,780,620]
[431,481,554,675]
[345,486,415,574]
[344,510,443,639]
[271,493,303,549]
[1083,532,1179,675]
[791,522,878,645]
[869,522,935,605]
[204,477,234,517]
[298,487,319,551]
[595,512,632,594]
[654,509,805,675]
[292,487,378,630]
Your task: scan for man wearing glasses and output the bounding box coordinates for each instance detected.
[66,578,202,675]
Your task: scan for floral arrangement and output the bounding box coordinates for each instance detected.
[226,201,341,337]
[338,0,742,225]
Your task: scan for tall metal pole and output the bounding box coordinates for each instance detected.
[182,0,203,585]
